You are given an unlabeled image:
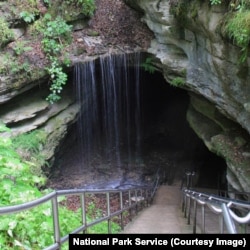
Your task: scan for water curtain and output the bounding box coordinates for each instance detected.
[74,53,142,170]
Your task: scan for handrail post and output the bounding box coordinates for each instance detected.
[145,189,149,206]
[221,203,236,234]
[187,197,191,225]
[106,192,111,233]
[52,196,60,249]
[241,224,247,234]
[149,187,153,205]
[186,196,191,220]
[139,189,142,210]
[120,191,124,230]
[80,193,86,233]
[184,195,188,218]
[187,173,190,189]
[135,190,138,215]
[128,190,132,221]
[182,192,186,213]
[193,200,197,234]
[219,214,224,233]
[201,204,205,234]
[140,189,144,209]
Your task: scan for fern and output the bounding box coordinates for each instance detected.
[141,57,157,74]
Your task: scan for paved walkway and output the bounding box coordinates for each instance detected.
[121,183,195,233]
[121,183,250,234]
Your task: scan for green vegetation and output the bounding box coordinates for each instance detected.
[0,53,31,77]
[170,0,250,63]
[170,77,185,87]
[20,11,36,23]
[224,10,250,62]
[210,0,221,4]
[141,57,157,74]
[46,60,69,103]
[0,123,121,249]
[37,0,95,103]
[222,0,250,62]
[12,129,49,180]
[0,123,46,206]
[0,0,96,104]
[0,18,14,48]
[37,14,72,103]
[43,0,50,6]
[65,0,96,16]
[13,41,33,56]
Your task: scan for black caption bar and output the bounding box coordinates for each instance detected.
[69,234,248,249]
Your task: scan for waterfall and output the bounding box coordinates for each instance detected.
[74,53,142,170]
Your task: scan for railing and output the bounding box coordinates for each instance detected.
[0,168,163,250]
[182,189,250,234]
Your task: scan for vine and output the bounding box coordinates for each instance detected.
[38,14,72,104]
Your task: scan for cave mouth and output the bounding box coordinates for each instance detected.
[50,54,227,190]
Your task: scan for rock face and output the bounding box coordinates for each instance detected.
[125,0,250,192]
[0,0,250,192]
[0,0,153,176]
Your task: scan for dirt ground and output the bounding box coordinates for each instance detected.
[46,138,172,190]
[15,0,154,79]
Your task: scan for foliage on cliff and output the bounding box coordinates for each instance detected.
[169,0,250,62]
[0,0,96,103]
[0,0,153,104]
[222,1,250,62]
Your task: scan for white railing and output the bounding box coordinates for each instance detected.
[0,168,164,249]
[182,189,250,234]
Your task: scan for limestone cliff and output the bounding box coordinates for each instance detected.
[125,0,250,192]
[0,0,250,192]
[0,0,152,175]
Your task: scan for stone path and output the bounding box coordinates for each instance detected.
[121,183,195,233]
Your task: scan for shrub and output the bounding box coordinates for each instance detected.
[170,77,185,87]
[0,18,14,48]
[225,10,250,62]
[65,0,96,16]
[0,124,121,249]
[20,11,36,23]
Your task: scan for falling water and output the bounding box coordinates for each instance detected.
[74,53,142,170]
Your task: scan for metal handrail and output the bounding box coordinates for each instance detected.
[0,168,164,250]
[182,188,250,234]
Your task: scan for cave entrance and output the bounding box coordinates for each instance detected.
[50,53,227,190]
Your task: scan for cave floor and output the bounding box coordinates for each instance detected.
[46,144,177,190]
